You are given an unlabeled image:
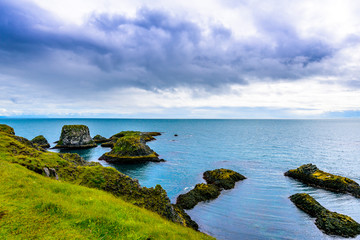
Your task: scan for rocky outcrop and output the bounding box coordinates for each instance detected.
[0,126,195,229]
[203,168,246,190]
[93,134,109,143]
[176,183,220,209]
[290,193,360,237]
[99,134,163,164]
[100,131,161,149]
[0,124,15,135]
[176,168,245,209]
[31,135,50,148]
[285,164,360,198]
[54,125,96,149]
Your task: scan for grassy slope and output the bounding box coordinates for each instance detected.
[0,161,212,240]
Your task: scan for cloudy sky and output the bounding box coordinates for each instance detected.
[1,0,360,118]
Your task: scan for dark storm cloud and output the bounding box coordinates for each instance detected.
[0,0,337,96]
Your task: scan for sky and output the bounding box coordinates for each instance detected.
[0,0,360,118]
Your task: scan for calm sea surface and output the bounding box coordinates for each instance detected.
[2,119,360,240]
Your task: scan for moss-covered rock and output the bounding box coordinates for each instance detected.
[0,128,194,228]
[176,183,221,209]
[101,131,161,149]
[93,134,109,143]
[203,168,246,190]
[290,193,360,237]
[99,135,163,164]
[31,135,50,148]
[172,204,199,230]
[285,164,360,198]
[54,125,96,149]
[0,124,15,135]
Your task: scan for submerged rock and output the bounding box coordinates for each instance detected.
[285,164,360,198]
[31,135,50,148]
[203,168,246,190]
[54,125,97,149]
[99,134,163,163]
[290,193,360,237]
[93,134,109,143]
[176,168,245,210]
[0,124,15,135]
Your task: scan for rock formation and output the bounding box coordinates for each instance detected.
[93,134,109,143]
[99,134,163,163]
[285,164,360,198]
[53,125,96,149]
[290,193,360,237]
[31,135,50,148]
[176,168,245,209]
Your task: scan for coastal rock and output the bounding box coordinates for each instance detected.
[285,164,360,198]
[203,168,246,190]
[100,131,161,149]
[176,168,245,210]
[0,124,15,135]
[99,134,163,163]
[290,193,360,237]
[31,135,50,148]
[93,134,109,143]
[101,141,114,148]
[172,204,199,230]
[176,183,220,209]
[54,125,97,149]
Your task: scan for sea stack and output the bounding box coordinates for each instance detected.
[54,125,97,149]
[99,133,163,163]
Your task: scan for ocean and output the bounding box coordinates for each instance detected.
[2,119,360,240]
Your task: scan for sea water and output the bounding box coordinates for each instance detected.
[2,119,360,240]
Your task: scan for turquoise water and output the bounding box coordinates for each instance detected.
[2,119,360,239]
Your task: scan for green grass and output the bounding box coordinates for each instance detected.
[0,160,213,240]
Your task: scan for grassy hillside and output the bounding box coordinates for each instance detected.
[0,124,212,239]
[0,160,213,239]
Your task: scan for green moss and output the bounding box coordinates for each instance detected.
[290,193,360,237]
[0,160,214,239]
[203,168,246,190]
[176,183,220,209]
[99,135,161,163]
[0,124,15,135]
[285,164,360,197]
[31,135,50,148]
[54,125,96,149]
[93,134,109,143]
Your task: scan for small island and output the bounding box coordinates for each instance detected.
[285,164,360,198]
[92,134,109,143]
[176,168,245,209]
[53,125,97,149]
[99,131,163,164]
[290,193,360,237]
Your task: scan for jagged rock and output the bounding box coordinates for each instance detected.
[172,204,199,230]
[93,134,109,144]
[203,168,246,190]
[53,125,96,149]
[0,124,15,135]
[290,193,360,237]
[31,135,50,148]
[43,167,59,180]
[176,168,245,210]
[176,183,220,209]
[285,164,360,198]
[99,134,163,164]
